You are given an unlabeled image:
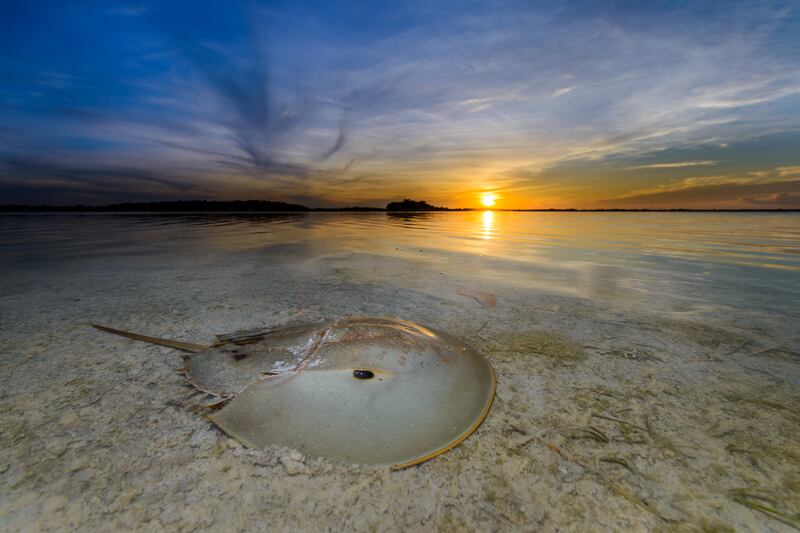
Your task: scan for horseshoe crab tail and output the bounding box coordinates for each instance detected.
[90,323,208,353]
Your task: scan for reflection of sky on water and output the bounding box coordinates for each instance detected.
[1,212,798,324]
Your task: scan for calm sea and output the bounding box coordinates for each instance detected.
[1,211,799,332]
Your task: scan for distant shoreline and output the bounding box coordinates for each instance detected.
[2,209,799,214]
[0,199,798,214]
[2,209,798,214]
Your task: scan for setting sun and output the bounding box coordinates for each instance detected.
[481,193,496,207]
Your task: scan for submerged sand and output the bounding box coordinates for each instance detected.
[1,223,799,531]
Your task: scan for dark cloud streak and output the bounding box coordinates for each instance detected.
[603,179,800,209]
[148,6,313,177]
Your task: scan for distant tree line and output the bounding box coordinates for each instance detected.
[385,199,449,211]
[0,198,452,212]
[0,200,310,212]
[1,199,795,212]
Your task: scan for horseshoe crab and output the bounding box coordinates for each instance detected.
[92,317,495,469]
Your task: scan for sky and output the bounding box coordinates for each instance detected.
[1,0,800,209]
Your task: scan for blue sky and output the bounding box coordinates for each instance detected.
[1,0,799,207]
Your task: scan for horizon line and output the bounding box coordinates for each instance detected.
[1,201,799,214]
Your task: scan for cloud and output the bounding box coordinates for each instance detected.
[693,83,800,109]
[624,160,721,170]
[599,165,800,208]
[776,165,800,177]
[738,191,800,207]
[552,86,575,97]
[320,123,347,160]
[0,152,205,205]
[151,9,314,177]
[627,165,800,196]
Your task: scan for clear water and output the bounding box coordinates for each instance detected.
[2,212,798,328]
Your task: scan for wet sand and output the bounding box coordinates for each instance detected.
[1,214,799,531]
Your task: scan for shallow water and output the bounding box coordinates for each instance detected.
[2,211,799,329]
[1,212,799,531]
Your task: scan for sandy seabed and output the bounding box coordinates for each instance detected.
[1,240,799,532]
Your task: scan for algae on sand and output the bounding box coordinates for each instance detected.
[499,331,585,362]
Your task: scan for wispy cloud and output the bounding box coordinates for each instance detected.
[776,165,800,177]
[599,165,800,208]
[1,1,799,206]
[624,160,721,170]
[616,165,800,197]
[738,191,800,206]
[693,82,800,109]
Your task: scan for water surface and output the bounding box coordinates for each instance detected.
[2,211,798,328]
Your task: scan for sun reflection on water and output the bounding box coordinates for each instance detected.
[482,210,493,240]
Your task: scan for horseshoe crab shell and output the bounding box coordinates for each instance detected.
[92,317,495,469]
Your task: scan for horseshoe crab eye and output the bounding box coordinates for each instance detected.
[353,369,375,380]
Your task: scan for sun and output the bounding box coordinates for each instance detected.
[481,193,496,207]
